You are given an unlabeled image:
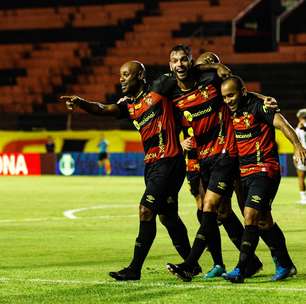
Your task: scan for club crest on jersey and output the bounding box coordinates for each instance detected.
[133,120,140,130]
[243,112,251,128]
[144,95,153,106]
[199,87,209,99]
[184,111,193,122]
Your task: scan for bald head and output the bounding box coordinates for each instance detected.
[221,75,246,112]
[121,61,146,75]
[120,60,146,95]
[195,52,220,65]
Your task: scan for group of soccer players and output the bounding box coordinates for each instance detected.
[60,44,306,284]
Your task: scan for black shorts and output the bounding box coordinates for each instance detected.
[241,173,281,212]
[199,154,239,197]
[186,171,201,197]
[141,155,186,214]
[98,152,108,161]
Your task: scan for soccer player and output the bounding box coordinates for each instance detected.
[60,61,198,281]
[294,108,306,204]
[221,75,305,283]
[162,45,241,281]
[181,51,263,279]
[164,45,278,281]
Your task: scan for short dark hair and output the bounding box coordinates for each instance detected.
[222,75,245,91]
[170,44,192,58]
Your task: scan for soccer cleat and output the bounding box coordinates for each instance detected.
[166,263,193,282]
[272,265,292,281]
[109,267,140,281]
[272,257,297,281]
[244,256,263,278]
[192,264,202,277]
[289,265,297,276]
[222,267,244,283]
[203,264,226,279]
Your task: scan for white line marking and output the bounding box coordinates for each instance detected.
[0,277,305,293]
[63,204,137,219]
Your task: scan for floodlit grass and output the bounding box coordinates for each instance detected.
[0,176,305,303]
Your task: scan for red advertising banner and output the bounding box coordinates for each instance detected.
[0,153,41,176]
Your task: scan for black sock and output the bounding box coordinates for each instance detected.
[237,225,259,275]
[185,212,222,267]
[260,223,293,268]
[203,212,223,266]
[163,216,191,260]
[129,220,156,272]
[220,211,244,251]
[196,209,203,224]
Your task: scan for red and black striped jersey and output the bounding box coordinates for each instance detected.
[118,85,182,164]
[169,70,237,160]
[231,93,280,177]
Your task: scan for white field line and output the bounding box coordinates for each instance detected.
[0,277,305,293]
[0,203,191,223]
[63,204,137,219]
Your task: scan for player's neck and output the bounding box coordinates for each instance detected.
[177,77,196,92]
[131,83,146,99]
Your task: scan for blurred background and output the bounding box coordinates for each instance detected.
[0,0,305,176]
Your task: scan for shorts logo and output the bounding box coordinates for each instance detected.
[217,182,227,190]
[146,195,155,204]
[251,195,262,204]
[167,196,175,204]
[135,103,142,110]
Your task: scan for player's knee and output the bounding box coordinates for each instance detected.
[139,205,154,221]
[217,198,232,221]
[203,197,219,212]
[159,214,178,227]
[243,208,259,226]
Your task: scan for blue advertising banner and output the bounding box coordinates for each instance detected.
[56,153,145,176]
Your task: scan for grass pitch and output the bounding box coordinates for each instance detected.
[0,176,305,304]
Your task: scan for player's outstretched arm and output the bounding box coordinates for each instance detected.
[59,95,120,116]
[252,93,280,112]
[273,113,306,165]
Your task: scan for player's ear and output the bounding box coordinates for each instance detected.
[138,69,145,80]
[169,61,173,72]
[242,86,247,96]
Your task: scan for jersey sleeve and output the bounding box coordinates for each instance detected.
[116,101,130,119]
[253,96,276,126]
[197,69,222,88]
[151,74,177,97]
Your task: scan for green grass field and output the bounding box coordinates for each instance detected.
[0,176,305,304]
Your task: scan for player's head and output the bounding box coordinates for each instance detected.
[296,108,306,123]
[119,61,146,95]
[221,75,246,112]
[169,44,193,81]
[195,51,220,65]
